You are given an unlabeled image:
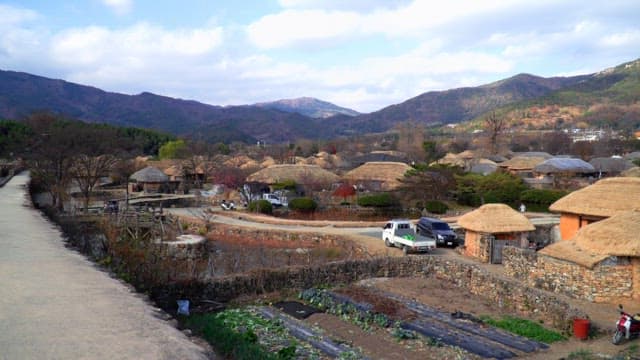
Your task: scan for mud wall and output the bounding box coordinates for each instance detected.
[155,255,586,333]
[504,246,634,303]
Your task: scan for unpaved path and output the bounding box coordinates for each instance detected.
[0,174,210,360]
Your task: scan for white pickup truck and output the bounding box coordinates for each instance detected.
[382,219,436,255]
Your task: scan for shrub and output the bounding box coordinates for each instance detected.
[272,179,297,191]
[288,197,317,212]
[357,193,397,207]
[456,172,527,206]
[424,200,448,214]
[248,200,273,214]
[520,189,568,205]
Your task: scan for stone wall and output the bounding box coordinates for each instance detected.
[504,246,635,302]
[154,255,586,333]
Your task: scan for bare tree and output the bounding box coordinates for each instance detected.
[71,154,118,210]
[484,111,507,155]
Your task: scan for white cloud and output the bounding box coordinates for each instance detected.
[102,0,133,16]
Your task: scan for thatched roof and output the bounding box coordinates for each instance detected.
[549,177,640,217]
[499,156,547,170]
[351,152,406,166]
[511,151,553,159]
[434,153,467,167]
[130,166,169,183]
[246,164,339,185]
[589,157,635,173]
[538,241,609,269]
[624,151,640,160]
[534,158,595,174]
[457,203,535,233]
[539,211,640,268]
[163,165,182,177]
[343,162,412,189]
[622,167,640,177]
[261,156,276,168]
[470,162,498,175]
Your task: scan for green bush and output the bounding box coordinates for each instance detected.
[425,200,448,214]
[248,200,273,214]
[288,197,317,212]
[456,172,527,207]
[272,179,297,191]
[357,193,397,207]
[520,189,568,205]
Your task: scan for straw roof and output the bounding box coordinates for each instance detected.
[261,156,276,168]
[539,211,640,268]
[538,241,609,269]
[590,157,635,173]
[434,153,467,167]
[549,177,640,217]
[457,203,535,233]
[130,166,169,183]
[246,164,339,184]
[499,156,547,170]
[624,151,640,160]
[534,158,595,174]
[225,155,254,168]
[622,167,640,177]
[343,162,412,189]
[163,165,182,177]
[511,151,553,159]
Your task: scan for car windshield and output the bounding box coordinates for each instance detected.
[432,222,451,230]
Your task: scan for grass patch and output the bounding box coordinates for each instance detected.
[480,316,566,343]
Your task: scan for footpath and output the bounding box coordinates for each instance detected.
[0,174,210,360]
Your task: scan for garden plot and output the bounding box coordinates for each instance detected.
[298,287,550,359]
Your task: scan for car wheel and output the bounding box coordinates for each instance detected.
[385,238,392,247]
[402,245,408,256]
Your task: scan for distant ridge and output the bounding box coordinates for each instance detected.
[1,57,638,142]
[255,97,360,118]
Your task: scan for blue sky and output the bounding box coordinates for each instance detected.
[1,1,639,112]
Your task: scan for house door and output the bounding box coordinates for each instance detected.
[491,238,510,264]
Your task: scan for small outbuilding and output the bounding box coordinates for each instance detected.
[129,166,169,193]
[589,157,635,177]
[549,177,640,240]
[458,203,535,264]
[498,156,548,177]
[343,162,412,191]
[535,211,640,302]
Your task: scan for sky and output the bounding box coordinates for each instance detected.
[1,1,639,113]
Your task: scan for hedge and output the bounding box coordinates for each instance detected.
[357,193,397,207]
[425,200,448,214]
[248,200,273,214]
[288,197,317,212]
[520,189,568,205]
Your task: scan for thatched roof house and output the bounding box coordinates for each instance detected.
[343,162,412,191]
[512,211,640,303]
[498,156,547,173]
[246,164,339,186]
[540,211,640,269]
[550,177,640,240]
[130,166,169,193]
[511,151,553,159]
[589,157,635,175]
[622,167,640,177]
[469,159,498,175]
[458,203,534,263]
[533,158,595,174]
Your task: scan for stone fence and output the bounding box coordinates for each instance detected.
[153,255,586,333]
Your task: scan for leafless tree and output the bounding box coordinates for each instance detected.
[484,111,507,155]
[71,154,119,210]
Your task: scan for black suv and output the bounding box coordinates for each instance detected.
[417,217,458,247]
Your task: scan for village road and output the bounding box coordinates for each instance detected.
[0,173,209,360]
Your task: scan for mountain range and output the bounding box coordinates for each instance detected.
[1,57,638,143]
[255,97,360,118]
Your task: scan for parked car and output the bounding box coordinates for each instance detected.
[417,217,458,247]
[382,219,436,255]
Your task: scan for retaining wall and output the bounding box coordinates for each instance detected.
[154,255,586,333]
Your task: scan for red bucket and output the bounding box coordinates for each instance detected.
[573,318,590,340]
